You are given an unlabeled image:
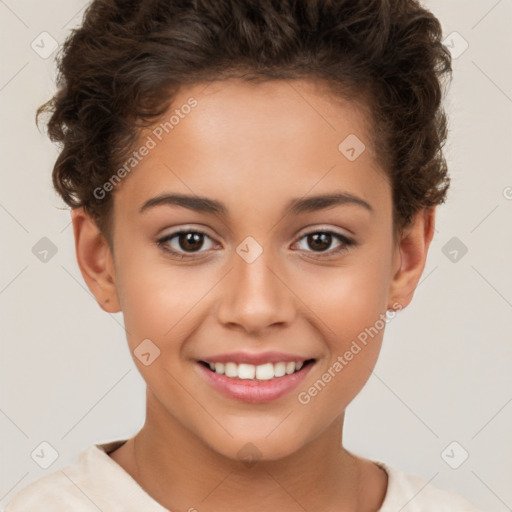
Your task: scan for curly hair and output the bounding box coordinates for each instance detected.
[38,0,452,244]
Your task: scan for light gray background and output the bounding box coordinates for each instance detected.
[1,0,511,510]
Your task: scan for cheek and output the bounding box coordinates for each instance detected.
[301,253,391,341]
[295,338,382,432]
[114,250,213,348]
[292,250,392,406]
[294,273,389,420]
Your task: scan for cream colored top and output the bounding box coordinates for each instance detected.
[4,439,482,511]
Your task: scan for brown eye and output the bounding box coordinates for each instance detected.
[157,230,216,257]
[177,232,205,252]
[295,230,355,257]
[306,232,333,252]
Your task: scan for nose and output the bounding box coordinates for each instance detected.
[215,246,296,335]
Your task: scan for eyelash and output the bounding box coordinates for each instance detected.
[156,228,356,260]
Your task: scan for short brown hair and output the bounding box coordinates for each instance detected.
[38,0,452,244]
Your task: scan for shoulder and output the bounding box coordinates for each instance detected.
[4,440,132,512]
[377,462,483,512]
[4,457,103,511]
[4,469,90,511]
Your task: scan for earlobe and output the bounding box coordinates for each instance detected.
[71,208,121,313]
[388,207,436,310]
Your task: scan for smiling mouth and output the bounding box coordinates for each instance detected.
[199,359,316,381]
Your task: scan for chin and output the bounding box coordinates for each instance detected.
[214,438,303,465]
[200,420,317,466]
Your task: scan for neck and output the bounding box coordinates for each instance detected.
[112,389,385,512]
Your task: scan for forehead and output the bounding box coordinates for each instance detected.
[168,77,374,163]
[113,78,390,220]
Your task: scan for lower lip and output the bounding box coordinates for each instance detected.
[197,362,314,403]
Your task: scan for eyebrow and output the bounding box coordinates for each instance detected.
[139,191,373,216]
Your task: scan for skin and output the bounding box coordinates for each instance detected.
[72,78,435,512]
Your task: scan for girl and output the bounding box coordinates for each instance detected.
[7,0,482,510]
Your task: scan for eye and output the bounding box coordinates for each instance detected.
[157,229,216,258]
[156,227,355,260]
[294,230,355,258]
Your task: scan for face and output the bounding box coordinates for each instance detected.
[75,78,427,462]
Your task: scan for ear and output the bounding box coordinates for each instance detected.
[388,207,436,310]
[71,207,121,313]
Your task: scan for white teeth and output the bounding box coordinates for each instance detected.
[274,362,286,377]
[255,363,274,380]
[238,363,256,380]
[205,360,309,380]
[224,362,238,378]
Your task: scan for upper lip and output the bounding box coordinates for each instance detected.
[199,351,314,366]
